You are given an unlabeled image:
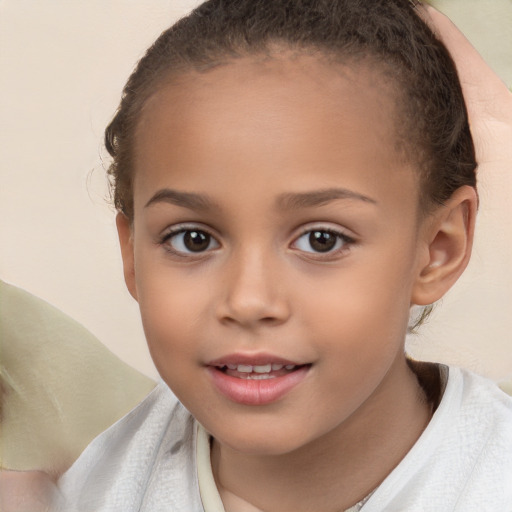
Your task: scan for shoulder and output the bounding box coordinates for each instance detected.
[433,367,512,494]
[364,366,512,512]
[432,368,512,509]
[452,368,512,472]
[58,382,200,511]
[454,366,512,435]
[419,364,512,456]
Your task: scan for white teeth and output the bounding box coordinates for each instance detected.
[221,363,298,373]
[253,364,272,373]
[241,373,277,380]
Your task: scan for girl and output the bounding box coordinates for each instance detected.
[54,1,512,511]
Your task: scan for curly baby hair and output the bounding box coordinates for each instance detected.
[105,0,477,221]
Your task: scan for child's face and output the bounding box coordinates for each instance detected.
[120,55,429,455]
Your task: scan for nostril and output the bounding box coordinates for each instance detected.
[219,314,281,326]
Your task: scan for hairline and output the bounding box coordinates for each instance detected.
[118,43,446,221]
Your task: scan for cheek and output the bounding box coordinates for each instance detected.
[135,268,210,373]
[301,261,412,329]
[296,251,415,360]
[293,267,412,418]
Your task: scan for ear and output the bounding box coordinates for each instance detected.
[411,186,478,306]
[116,213,138,301]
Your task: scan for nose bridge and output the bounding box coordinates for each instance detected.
[218,241,289,327]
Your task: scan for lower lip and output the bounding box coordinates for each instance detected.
[207,366,310,406]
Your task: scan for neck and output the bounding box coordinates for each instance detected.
[211,356,432,512]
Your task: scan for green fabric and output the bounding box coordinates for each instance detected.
[0,280,155,477]
[499,381,512,396]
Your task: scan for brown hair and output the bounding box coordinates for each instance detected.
[105,0,477,221]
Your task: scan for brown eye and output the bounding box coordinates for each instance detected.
[183,230,211,252]
[164,228,219,254]
[309,231,337,252]
[293,228,353,255]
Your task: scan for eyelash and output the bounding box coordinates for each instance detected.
[159,225,219,257]
[292,227,355,258]
[158,224,356,259]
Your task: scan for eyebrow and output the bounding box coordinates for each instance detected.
[144,186,376,212]
[145,188,219,211]
[277,188,377,210]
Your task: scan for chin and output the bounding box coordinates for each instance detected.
[210,420,318,457]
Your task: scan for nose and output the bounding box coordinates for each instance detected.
[216,247,290,329]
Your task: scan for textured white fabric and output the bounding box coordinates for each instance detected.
[58,384,202,512]
[58,367,512,512]
[361,367,512,512]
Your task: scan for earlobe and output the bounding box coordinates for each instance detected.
[412,186,478,306]
[116,213,138,301]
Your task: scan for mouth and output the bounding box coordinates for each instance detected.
[213,363,308,380]
[206,356,311,405]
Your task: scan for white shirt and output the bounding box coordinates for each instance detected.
[58,366,512,511]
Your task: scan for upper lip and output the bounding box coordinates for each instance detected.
[207,352,304,367]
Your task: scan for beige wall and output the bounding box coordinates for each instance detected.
[1,1,510,381]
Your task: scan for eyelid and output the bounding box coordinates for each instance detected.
[158,222,221,257]
[290,223,357,258]
[294,222,357,241]
[159,222,217,240]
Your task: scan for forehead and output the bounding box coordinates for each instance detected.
[133,54,418,213]
[137,53,402,151]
